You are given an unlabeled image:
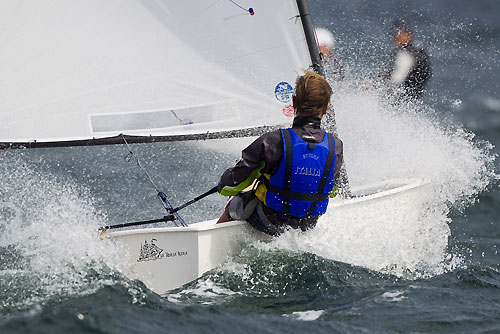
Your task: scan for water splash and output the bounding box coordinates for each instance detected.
[0,155,130,313]
[262,71,498,278]
[0,71,497,308]
[175,72,498,281]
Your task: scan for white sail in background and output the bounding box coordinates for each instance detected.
[0,0,312,145]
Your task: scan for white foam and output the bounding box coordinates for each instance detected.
[0,159,131,310]
[285,310,325,321]
[380,290,407,302]
[167,277,240,304]
[252,77,497,278]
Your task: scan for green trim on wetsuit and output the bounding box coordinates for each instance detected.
[220,161,266,197]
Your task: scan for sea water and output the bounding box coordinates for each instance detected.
[1,0,500,333]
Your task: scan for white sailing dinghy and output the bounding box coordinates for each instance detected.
[0,0,428,294]
[108,180,427,295]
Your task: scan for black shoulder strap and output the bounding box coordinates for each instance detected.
[305,133,335,217]
[282,129,293,215]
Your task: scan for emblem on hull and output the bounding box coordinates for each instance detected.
[137,239,188,262]
[137,239,164,262]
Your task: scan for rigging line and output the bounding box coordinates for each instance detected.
[228,0,247,12]
[170,110,182,121]
[121,134,185,226]
[170,110,193,125]
[121,134,161,193]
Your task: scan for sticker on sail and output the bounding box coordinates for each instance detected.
[282,104,294,117]
[275,82,294,103]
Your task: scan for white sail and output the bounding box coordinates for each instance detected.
[0,0,312,145]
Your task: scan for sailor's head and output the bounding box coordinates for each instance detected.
[391,19,414,46]
[315,28,336,58]
[293,70,332,118]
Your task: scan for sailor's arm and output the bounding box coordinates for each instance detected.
[218,131,282,196]
[332,135,343,184]
[332,136,351,197]
[390,50,416,84]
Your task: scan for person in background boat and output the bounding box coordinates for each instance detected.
[380,19,432,100]
[315,28,344,80]
[216,71,345,236]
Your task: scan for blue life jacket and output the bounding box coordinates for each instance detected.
[258,128,336,218]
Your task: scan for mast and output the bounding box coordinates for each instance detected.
[296,0,324,76]
[296,0,350,195]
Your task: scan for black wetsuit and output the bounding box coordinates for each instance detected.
[218,116,344,235]
[390,43,432,99]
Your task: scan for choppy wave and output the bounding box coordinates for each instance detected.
[168,247,393,306]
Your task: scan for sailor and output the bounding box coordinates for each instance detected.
[217,71,344,236]
[315,28,344,80]
[382,19,432,100]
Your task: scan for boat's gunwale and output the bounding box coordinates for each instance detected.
[108,219,247,237]
[334,179,427,208]
[109,179,427,237]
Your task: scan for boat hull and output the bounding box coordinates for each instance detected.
[109,179,427,295]
[109,219,264,294]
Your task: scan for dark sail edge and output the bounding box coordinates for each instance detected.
[0,126,279,150]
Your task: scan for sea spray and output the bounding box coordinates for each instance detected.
[0,155,130,313]
[175,75,498,280]
[332,83,496,202]
[257,75,497,278]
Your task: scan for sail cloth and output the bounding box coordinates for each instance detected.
[0,0,313,147]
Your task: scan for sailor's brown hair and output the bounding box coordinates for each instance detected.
[294,70,332,117]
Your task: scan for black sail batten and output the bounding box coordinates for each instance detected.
[0,126,279,150]
[296,0,324,76]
